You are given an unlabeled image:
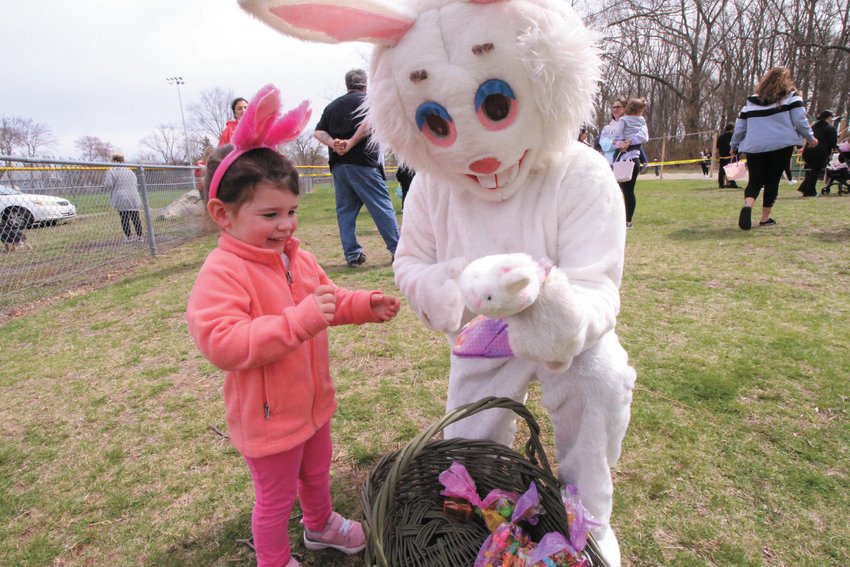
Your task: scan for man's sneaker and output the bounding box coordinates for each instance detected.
[303,512,366,554]
[346,253,366,267]
[758,218,776,227]
[738,206,752,230]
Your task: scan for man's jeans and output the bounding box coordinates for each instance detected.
[331,164,399,263]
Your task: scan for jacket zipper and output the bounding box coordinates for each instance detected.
[285,251,318,431]
[263,253,297,420]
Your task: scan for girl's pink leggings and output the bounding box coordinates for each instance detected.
[243,422,333,567]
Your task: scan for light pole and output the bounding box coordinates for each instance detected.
[166,76,191,164]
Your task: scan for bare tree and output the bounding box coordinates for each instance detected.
[139,125,184,165]
[188,87,235,144]
[19,119,57,157]
[284,133,326,167]
[136,150,162,164]
[75,135,116,161]
[603,0,736,155]
[583,0,850,161]
[0,116,26,156]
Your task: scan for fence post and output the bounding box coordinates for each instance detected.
[138,165,159,256]
[710,132,718,176]
[660,138,667,179]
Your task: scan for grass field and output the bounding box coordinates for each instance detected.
[1,177,848,566]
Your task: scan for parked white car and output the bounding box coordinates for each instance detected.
[0,184,77,227]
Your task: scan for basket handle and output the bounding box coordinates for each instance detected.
[366,396,554,567]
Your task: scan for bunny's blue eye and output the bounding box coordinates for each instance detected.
[475,79,518,130]
[415,101,457,147]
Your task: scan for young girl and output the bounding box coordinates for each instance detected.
[612,97,648,162]
[187,85,401,567]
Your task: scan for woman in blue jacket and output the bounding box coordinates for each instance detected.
[731,67,818,230]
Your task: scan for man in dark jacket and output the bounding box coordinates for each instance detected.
[314,69,400,266]
[716,123,737,188]
[798,110,838,197]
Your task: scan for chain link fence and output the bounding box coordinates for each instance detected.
[0,156,206,311]
[0,156,387,312]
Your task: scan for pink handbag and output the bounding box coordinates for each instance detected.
[723,158,748,180]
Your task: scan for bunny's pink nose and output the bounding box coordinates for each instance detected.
[469,157,501,174]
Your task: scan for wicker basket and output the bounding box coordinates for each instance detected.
[361,396,609,566]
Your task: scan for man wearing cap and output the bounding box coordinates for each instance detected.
[799,110,838,197]
[314,69,400,267]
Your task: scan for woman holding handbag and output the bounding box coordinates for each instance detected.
[597,97,648,228]
[731,67,818,230]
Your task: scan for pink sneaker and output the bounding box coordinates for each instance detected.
[284,557,301,567]
[303,512,366,554]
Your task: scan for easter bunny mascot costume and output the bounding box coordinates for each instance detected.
[239,0,635,563]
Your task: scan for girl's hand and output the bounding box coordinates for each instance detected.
[313,285,337,322]
[371,293,401,322]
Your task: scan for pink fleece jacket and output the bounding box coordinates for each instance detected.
[187,232,380,458]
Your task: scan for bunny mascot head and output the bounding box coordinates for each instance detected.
[241,0,599,202]
[239,1,636,564]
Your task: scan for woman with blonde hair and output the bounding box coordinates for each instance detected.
[731,67,818,229]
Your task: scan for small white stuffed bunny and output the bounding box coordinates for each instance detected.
[452,254,569,370]
[459,253,546,318]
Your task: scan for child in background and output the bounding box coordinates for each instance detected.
[186,86,401,567]
[613,97,649,168]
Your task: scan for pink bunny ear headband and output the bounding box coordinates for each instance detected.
[208,84,312,200]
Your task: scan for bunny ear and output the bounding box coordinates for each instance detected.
[231,84,281,149]
[266,100,313,147]
[501,270,532,294]
[239,0,416,46]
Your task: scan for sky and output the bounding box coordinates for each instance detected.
[5,0,371,161]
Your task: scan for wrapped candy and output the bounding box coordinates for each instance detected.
[439,462,599,567]
[562,485,601,552]
[439,461,519,530]
[439,461,484,508]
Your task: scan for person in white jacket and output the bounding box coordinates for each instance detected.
[103,154,143,243]
[731,67,818,229]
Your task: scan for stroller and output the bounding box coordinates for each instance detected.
[821,141,850,196]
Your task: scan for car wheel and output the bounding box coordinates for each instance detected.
[2,207,34,228]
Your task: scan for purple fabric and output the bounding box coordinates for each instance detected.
[452,315,513,358]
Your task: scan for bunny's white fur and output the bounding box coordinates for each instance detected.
[239,1,635,563]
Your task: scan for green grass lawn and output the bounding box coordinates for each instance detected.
[1,179,848,566]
